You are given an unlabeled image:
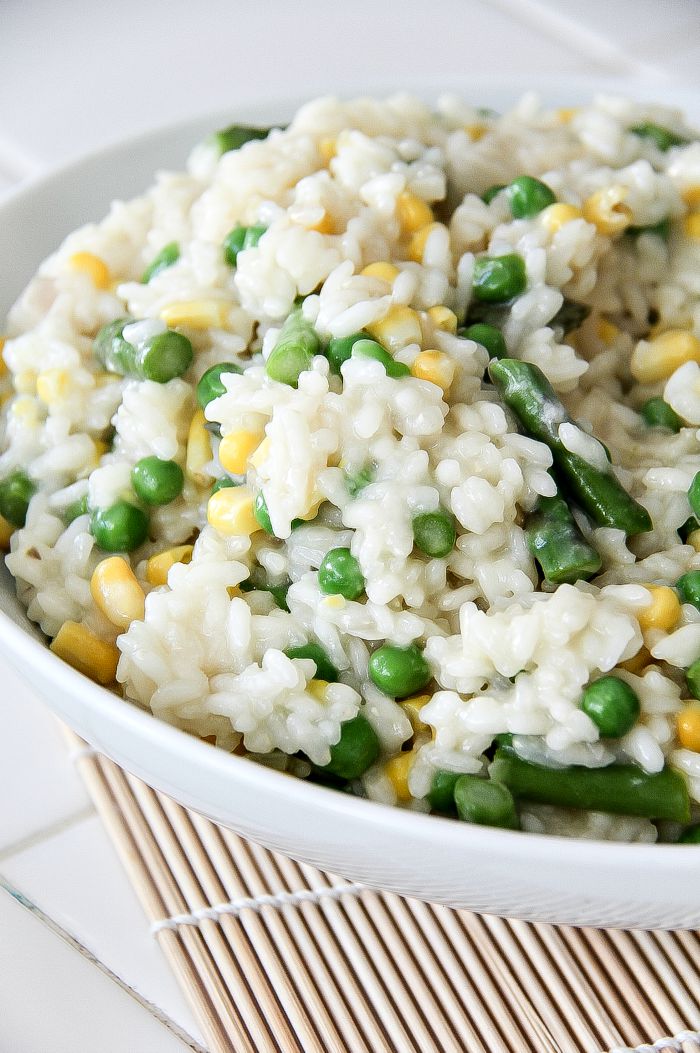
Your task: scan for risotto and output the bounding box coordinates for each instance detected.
[3,92,700,842]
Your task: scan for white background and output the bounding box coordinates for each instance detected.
[1,1,699,1049]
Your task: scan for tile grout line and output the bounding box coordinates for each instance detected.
[0,804,97,865]
[482,0,668,81]
[0,879,207,1053]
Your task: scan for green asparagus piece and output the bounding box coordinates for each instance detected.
[210,124,273,155]
[489,359,652,535]
[489,748,690,823]
[265,307,321,387]
[525,492,602,584]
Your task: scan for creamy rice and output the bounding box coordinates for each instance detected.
[3,92,700,841]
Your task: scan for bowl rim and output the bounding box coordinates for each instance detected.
[3,75,700,871]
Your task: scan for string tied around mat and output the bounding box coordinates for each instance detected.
[150,881,366,934]
[611,1031,700,1053]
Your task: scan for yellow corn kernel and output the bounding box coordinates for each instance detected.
[161,300,230,330]
[540,203,583,234]
[50,621,119,685]
[682,186,700,208]
[638,585,681,633]
[249,435,271,470]
[68,252,110,289]
[0,337,6,377]
[207,486,260,537]
[407,221,440,263]
[582,186,632,236]
[396,191,434,234]
[596,317,619,346]
[677,704,700,752]
[146,544,194,587]
[11,396,39,425]
[366,305,422,352]
[90,556,145,630]
[411,350,455,392]
[684,213,700,241]
[619,646,652,675]
[361,261,400,284]
[36,368,71,405]
[385,751,415,801]
[556,107,578,124]
[400,694,431,733]
[0,514,14,551]
[630,329,700,384]
[218,429,265,475]
[185,409,212,485]
[14,370,36,395]
[464,123,487,141]
[686,529,700,553]
[427,305,458,334]
[319,137,336,164]
[307,210,335,235]
[307,679,329,701]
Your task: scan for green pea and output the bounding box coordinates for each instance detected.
[459,323,507,360]
[223,224,267,267]
[345,462,375,497]
[320,714,380,780]
[482,184,506,204]
[253,492,304,536]
[641,397,682,432]
[453,775,519,829]
[368,643,431,699]
[580,675,640,738]
[677,571,700,610]
[350,338,410,378]
[140,330,193,383]
[688,472,700,521]
[63,493,89,525]
[141,242,179,283]
[679,516,700,542]
[428,770,459,813]
[412,509,456,558]
[327,331,368,374]
[686,659,700,701]
[254,493,274,535]
[472,254,526,302]
[629,122,689,152]
[211,476,238,494]
[131,457,184,506]
[211,124,271,155]
[318,547,365,600]
[196,362,243,409]
[90,501,149,553]
[285,643,339,683]
[506,175,556,219]
[0,470,36,528]
[679,823,700,844]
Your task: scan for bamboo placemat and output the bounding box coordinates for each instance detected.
[64,730,700,1053]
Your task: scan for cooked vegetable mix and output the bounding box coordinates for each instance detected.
[4,91,700,842]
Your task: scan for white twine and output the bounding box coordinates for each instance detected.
[610,1030,700,1053]
[151,881,366,934]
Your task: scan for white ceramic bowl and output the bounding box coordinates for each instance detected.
[3,80,700,930]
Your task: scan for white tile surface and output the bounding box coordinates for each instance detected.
[0,0,620,167]
[0,812,205,1047]
[0,661,92,855]
[0,886,195,1052]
